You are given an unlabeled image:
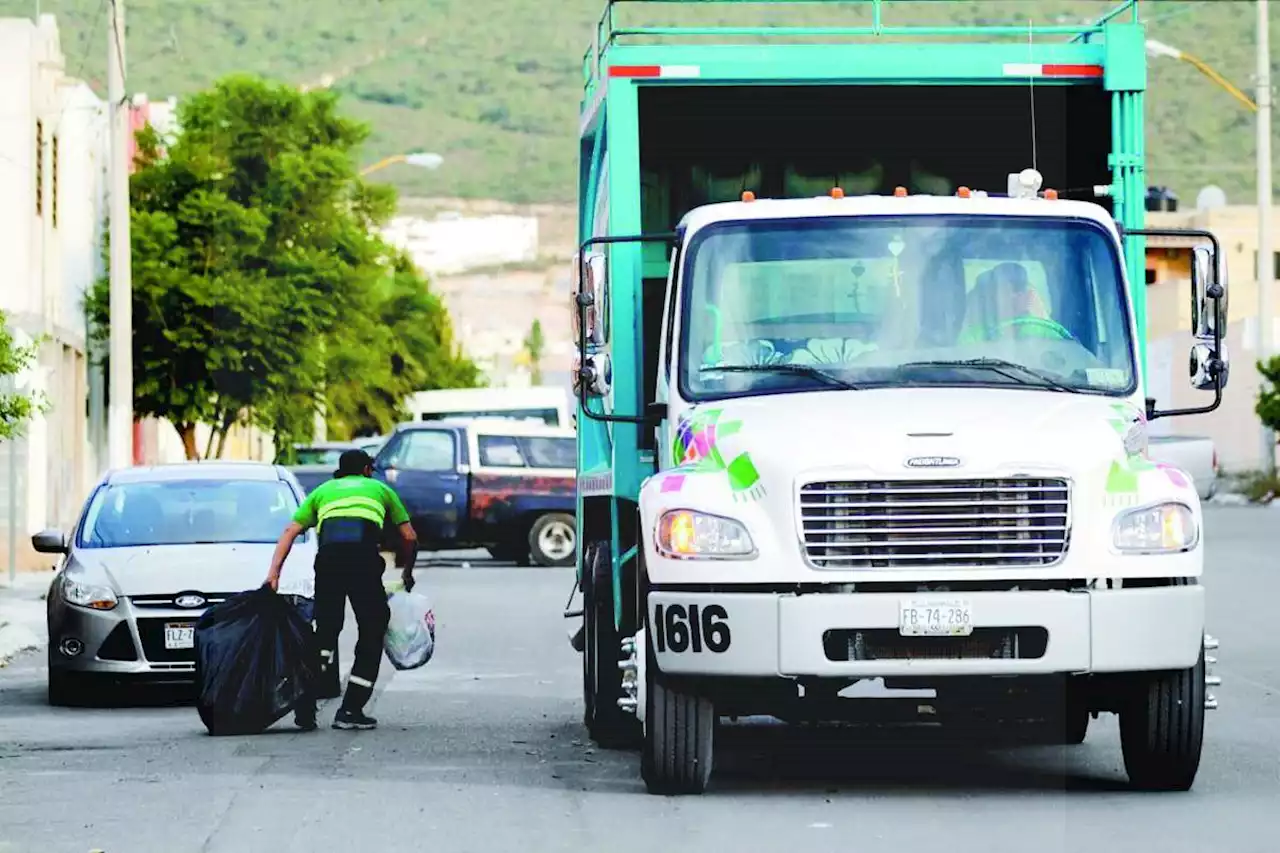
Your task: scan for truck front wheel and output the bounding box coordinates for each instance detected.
[1119,647,1206,791]
[582,543,639,748]
[641,640,716,795]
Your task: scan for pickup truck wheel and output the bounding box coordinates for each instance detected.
[641,639,716,795]
[529,513,576,568]
[583,543,639,749]
[1119,647,1206,791]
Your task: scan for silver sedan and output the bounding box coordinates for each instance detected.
[33,462,318,705]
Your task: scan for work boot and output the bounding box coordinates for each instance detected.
[332,708,378,730]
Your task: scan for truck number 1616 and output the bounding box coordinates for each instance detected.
[653,603,731,654]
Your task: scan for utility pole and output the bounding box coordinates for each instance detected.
[107,0,133,470]
[1259,0,1274,475]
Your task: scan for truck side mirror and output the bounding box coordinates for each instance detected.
[1190,244,1227,341]
[1187,244,1229,391]
[1190,342,1230,391]
[571,251,609,348]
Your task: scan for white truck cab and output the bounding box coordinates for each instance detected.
[621,182,1223,794]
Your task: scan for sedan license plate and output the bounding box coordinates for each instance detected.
[899,598,973,637]
[164,623,195,650]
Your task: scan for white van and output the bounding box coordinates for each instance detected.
[405,386,572,428]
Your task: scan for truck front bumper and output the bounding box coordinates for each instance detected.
[648,585,1205,678]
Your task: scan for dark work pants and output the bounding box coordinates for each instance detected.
[296,542,390,719]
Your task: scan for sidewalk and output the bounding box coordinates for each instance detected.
[0,570,52,667]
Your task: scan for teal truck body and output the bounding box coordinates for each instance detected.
[568,0,1228,795]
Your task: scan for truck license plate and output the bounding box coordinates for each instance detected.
[898,599,973,637]
[164,623,195,649]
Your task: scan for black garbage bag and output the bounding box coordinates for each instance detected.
[194,586,317,736]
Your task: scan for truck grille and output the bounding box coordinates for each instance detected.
[799,477,1070,569]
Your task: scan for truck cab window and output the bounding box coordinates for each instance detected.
[389,430,455,471]
[478,435,526,468]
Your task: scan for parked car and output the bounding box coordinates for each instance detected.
[32,462,316,705]
[280,441,357,493]
[373,418,576,566]
[1146,434,1218,500]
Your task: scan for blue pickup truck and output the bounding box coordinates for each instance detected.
[372,419,577,566]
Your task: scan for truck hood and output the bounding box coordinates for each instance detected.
[668,387,1144,483]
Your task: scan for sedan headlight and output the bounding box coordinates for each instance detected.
[656,509,755,559]
[62,576,118,610]
[1113,503,1198,553]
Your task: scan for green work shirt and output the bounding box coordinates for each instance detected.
[292,476,411,532]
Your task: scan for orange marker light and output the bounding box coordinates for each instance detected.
[830,186,844,199]
[1043,188,1059,200]
[893,186,908,197]
[741,190,756,202]
[957,186,971,198]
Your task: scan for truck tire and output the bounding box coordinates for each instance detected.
[529,513,576,568]
[1063,701,1090,745]
[1119,647,1206,791]
[641,639,716,795]
[582,542,639,749]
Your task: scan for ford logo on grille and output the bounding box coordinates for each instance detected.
[175,594,207,608]
[905,456,961,468]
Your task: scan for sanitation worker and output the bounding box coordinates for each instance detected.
[265,449,418,731]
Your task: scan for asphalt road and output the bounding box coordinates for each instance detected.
[1,508,1278,853]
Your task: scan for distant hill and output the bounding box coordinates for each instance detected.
[6,0,1276,206]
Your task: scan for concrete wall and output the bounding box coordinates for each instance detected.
[0,15,104,568]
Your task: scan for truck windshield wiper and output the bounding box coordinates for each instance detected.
[897,358,1073,392]
[701,363,861,390]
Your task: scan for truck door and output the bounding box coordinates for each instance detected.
[374,428,469,545]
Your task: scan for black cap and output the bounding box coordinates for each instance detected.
[335,449,375,477]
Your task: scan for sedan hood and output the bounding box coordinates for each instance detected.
[70,542,319,599]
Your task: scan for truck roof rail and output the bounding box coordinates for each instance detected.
[585,0,1139,81]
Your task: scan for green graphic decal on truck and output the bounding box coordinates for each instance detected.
[670,409,765,502]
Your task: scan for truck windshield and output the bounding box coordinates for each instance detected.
[679,215,1136,401]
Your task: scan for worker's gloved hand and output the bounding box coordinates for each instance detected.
[401,569,416,593]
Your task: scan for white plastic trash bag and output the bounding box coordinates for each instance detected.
[384,590,436,671]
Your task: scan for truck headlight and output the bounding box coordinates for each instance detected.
[656,509,756,559]
[62,576,118,610]
[1112,503,1197,553]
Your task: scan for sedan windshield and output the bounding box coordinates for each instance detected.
[679,215,1136,401]
[77,480,300,548]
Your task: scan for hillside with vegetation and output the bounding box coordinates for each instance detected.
[9,0,1277,206]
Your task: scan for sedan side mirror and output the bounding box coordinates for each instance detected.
[32,529,68,554]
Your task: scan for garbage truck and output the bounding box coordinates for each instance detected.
[566,0,1229,795]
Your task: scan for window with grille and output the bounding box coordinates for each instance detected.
[35,120,43,216]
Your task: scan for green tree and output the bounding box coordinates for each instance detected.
[522,319,545,385]
[323,251,481,439]
[87,73,475,457]
[1256,356,1280,435]
[0,316,48,439]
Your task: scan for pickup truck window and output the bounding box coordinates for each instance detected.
[679,215,1136,402]
[387,430,455,472]
[477,435,576,469]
